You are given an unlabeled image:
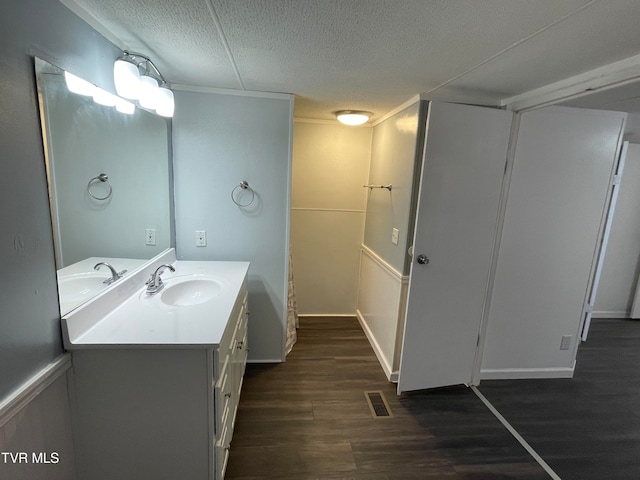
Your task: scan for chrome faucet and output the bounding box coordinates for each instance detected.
[94,262,127,285]
[146,264,176,295]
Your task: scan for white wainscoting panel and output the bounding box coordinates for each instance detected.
[356,246,407,382]
[0,356,76,480]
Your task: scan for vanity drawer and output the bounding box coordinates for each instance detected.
[214,355,231,436]
[215,427,230,480]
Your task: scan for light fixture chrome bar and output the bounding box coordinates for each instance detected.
[122,51,168,85]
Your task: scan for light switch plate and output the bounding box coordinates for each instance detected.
[392,228,399,245]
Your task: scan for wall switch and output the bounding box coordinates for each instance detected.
[560,335,572,350]
[391,228,399,245]
[196,230,207,247]
[145,228,156,246]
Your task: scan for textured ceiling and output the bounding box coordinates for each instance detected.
[61,0,640,121]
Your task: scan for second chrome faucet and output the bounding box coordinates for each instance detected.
[146,264,176,295]
[94,262,127,285]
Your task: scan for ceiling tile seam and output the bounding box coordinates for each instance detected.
[422,0,600,97]
[202,0,246,90]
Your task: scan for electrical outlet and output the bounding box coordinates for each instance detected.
[391,228,399,245]
[560,335,572,350]
[196,230,207,247]
[145,228,156,246]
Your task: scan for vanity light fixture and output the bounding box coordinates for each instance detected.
[335,110,372,126]
[64,71,96,97]
[93,87,117,107]
[113,51,175,117]
[115,97,135,115]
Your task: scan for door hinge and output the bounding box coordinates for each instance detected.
[584,303,593,314]
[612,174,622,186]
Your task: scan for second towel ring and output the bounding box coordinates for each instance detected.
[87,173,112,200]
[231,181,255,207]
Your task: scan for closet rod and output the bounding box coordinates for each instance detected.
[363,184,392,191]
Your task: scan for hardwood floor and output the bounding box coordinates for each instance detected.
[226,317,550,479]
[478,318,640,480]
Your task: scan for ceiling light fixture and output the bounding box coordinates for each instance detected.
[335,110,372,126]
[113,51,175,117]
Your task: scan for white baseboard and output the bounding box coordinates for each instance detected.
[592,310,629,319]
[247,358,283,364]
[297,313,357,318]
[480,366,574,380]
[356,309,397,382]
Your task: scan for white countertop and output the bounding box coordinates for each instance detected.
[62,250,249,349]
[57,256,148,315]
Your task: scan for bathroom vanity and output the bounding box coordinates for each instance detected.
[63,249,249,480]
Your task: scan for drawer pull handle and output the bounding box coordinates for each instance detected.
[237,341,244,349]
[225,392,232,398]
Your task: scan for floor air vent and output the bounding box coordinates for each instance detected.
[365,391,393,418]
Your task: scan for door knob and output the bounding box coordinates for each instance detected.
[417,254,429,265]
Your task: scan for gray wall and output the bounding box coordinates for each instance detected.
[0,0,121,399]
[173,90,293,362]
[363,101,423,274]
[42,72,171,267]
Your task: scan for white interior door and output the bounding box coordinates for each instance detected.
[397,102,513,393]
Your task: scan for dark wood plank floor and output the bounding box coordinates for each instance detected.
[478,318,640,480]
[226,317,550,479]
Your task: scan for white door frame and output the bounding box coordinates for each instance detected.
[580,140,629,340]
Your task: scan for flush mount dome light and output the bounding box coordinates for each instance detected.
[335,110,372,126]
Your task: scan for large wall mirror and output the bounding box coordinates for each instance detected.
[35,57,173,315]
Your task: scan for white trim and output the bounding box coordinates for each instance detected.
[371,95,421,127]
[247,358,282,364]
[298,314,357,318]
[592,311,630,319]
[480,366,574,380]
[0,354,72,428]
[360,244,403,280]
[291,207,365,213]
[171,83,293,100]
[294,118,372,127]
[59,0,128,50]
[471,387,562,480]
[356,310,395,381]
[502,53,640,112]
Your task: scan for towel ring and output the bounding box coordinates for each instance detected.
[87,173,112,200]
[231,181,255,207]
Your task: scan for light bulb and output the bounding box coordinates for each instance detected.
[64,71,96,96]
[156,86,175,118]
[115,97,135,114]
[113,59,141,100]
[138,75,159,110]
[93,87,117,107]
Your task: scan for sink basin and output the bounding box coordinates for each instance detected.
[157,277,223,306]
[59,272,110,303]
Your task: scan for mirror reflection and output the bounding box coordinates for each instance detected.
[35,57,173,315]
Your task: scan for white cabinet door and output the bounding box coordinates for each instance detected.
[397,102,513,393]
